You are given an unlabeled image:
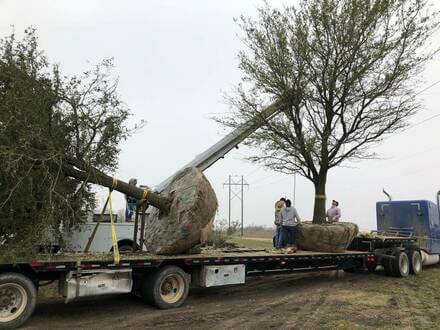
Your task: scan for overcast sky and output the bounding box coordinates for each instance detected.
[2,0,440,231]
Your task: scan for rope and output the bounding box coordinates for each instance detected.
[108,187,120,265]
[141,189,148,200]
[111,177,118,190]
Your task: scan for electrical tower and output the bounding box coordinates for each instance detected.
[223,175,249,236]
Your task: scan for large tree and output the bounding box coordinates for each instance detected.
[218,0,439,223]
[0,29,143,256]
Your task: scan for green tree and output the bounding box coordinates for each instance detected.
[218,0,439,223]
[0,28,142,256]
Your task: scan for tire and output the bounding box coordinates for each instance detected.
[141,266,189,309]
[408,250,422,275]
[366,262,377,273]
[383,258,394,276]
[343,268,355,273]
[118,245,134,252]
[0,273,37,330]
[392,251,410,277]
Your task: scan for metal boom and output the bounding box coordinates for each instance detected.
[155,101,281,191]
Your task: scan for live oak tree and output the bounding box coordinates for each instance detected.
[0,29,145,255]
[218,0,439,223]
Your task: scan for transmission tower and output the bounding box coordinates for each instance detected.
[223,175,249,236]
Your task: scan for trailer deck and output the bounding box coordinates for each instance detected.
[1,244,422,329]
[2,249,370,275]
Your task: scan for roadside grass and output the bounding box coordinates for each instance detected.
[227,235,440,328]
[287,265,440,329]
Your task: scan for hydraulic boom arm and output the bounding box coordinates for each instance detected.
[155,101,281,191]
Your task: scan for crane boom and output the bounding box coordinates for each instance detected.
[155,101,281,192]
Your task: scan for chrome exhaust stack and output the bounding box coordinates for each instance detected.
[437,190,440,218]
[383,188,392,201]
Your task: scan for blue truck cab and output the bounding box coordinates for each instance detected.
[376,200,440,254]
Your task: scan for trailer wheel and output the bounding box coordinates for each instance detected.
[408,250,422,275]
[392,251,410,277]
[141,266,189,309]
[0,273,36,329]
[118,245,134,252]
[366,261,377,273]
[383,257,394,276]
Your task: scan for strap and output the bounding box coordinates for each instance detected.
[315,194,326,200]
[141,189,149,200]
[111,177,118,191]
[108,188,120,265]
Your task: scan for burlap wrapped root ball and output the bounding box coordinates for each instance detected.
[296,222,359,253]
[145,167,218,254]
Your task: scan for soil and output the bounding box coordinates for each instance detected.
[24,265,440,329]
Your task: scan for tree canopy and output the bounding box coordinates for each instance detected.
[0,29,142,256]
[218,0,439,223]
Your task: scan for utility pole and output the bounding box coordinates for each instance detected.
[223,175,249,234]
[293,172,297,207]
[228,175,231,229]
[241,176,244,236]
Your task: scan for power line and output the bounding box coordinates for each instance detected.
[248,173,278,186]
[415,79,440,96]
[390,113,440,138]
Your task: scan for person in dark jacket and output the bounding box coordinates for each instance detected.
[125,178,138,221]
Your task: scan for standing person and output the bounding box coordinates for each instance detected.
[326,200,341,223]
[278,199,301,248]
[273,197,286,248]
[125,178,138,222]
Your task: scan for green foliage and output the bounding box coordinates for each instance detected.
[0,28,141,256]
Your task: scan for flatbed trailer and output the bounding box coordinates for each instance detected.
[2,231,433,329]
[0,248,371,329]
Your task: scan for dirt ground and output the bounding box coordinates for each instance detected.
[24,264,440,330]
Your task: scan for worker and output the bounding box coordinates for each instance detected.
[278,199,301,248]
[125,178,138,222]
[273,197,286,248]
[326,200,341,223]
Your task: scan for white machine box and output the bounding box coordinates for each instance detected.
[199,264,245,287]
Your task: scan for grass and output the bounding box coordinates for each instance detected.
[290,265,440,329]
[228,234,440,328]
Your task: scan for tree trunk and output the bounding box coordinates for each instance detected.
[62,164,172,212]
[312,177,327,224]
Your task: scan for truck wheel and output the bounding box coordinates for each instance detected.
[118,245,134,252]
[392,251,410,277]
[141,266,189,309]
[383,258,394,276]
[408,250,422,275]
[366,262,377,273]
[0,273,37,329]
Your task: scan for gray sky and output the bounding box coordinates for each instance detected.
[2,0,440,231]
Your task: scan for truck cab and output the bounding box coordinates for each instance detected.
[376,200,440,254]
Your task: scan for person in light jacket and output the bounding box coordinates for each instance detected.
[277,199,301,248]
[326,200,341,223]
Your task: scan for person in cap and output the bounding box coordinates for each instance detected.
[326,200,341,223]
[273,197,286,248]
